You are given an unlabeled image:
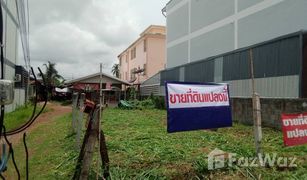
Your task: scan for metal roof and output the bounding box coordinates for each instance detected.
[65,72,131,85]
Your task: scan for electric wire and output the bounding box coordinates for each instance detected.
[6,67,47,135]
[26,0,30,66]
[0,0,5,137]
[2,126,20,180]
[0,1,46,179]
[5,67,38,135]
[0,2,20,178]
[15,0,30,68]
[23,133,29,180]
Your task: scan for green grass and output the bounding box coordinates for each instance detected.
[4,103,48,131]
[5,113,77,180]
[4,107,307,179]
[103,109,307,179]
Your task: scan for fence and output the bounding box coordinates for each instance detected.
[232,97,307,130]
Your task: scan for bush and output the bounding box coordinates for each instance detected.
[125,95,166,110]
[151,96,165,109]
[127,98,155,110]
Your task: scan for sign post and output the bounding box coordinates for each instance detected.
[165,82,232,133]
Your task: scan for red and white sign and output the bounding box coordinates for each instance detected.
[167,83,229,109]
[281,113,307,147]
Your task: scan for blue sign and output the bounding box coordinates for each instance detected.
[165,82,232,133]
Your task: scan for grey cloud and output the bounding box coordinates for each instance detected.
[28,0,166,79]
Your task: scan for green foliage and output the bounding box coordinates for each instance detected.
[4,103,46,131]
[103,109,307,179]
[5,108,307,179]
[39,61,64,88]
[150,96,165,109]
[6,113,77,179]
[111,63,120,78]
[127,87,137,100]
[127,98,155,110]
[125,95,165,110]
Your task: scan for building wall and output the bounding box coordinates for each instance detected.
[159,33,303,98]
[118,26,166,85]
[166,0,307,68]
[129,39,147,84]
[1,0,26,112]
[147,35,166,78]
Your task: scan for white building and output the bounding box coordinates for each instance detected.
[165,0,307,68]
[1,0,30,111]
[142,0,307,98]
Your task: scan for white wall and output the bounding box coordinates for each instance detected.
[1,0,26,112]
[166,0,307,68]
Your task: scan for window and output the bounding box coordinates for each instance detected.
[125,72,128,80]
[131,49,133,59]
[143,64,146,75]
[144,39,147,52]
[119,57,122,66]
[131,47,136,59]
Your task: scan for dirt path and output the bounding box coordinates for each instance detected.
[8,102,71,144]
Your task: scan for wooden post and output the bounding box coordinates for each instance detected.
[100,129,110,178]
[253,93,262,155]
[249,49,262,156]
[79,108,100,180]
[96,63,103,180]
[72,112,94,180]
[72,105,110,180]
[72,93,79,133]
[76,93,85,149]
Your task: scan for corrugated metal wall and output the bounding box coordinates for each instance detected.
[160,67,180,85]
[157,33,304,98]
[140,73,164,96]
[302,34,307,98]
[223,51,250,81]
[185,59,214,82]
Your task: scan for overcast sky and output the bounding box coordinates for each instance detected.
[27,0,167,80]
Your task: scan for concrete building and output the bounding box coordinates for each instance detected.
[1,0,29,112]
[165,0,307,68]
[118,25,166,87]
[140,0,307,98]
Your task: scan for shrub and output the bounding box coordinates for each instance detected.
[151,96,166,109]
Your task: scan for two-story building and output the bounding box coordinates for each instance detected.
[118,25,166,89]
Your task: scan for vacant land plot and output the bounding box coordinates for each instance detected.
[103,109,307,179]
[4,106,307,179]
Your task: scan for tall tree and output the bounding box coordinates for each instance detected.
[39,61,64,92]
[111,63,120,78]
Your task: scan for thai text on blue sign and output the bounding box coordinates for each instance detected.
[165,82,232,133]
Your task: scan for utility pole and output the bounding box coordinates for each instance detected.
[249,49,262,156]
[96,63,103,180]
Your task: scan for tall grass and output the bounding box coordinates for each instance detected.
[4,108,307,179]
[4,104,38,131]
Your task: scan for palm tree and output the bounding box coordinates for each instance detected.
[111,63,120,78]
[39,61,64,93]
